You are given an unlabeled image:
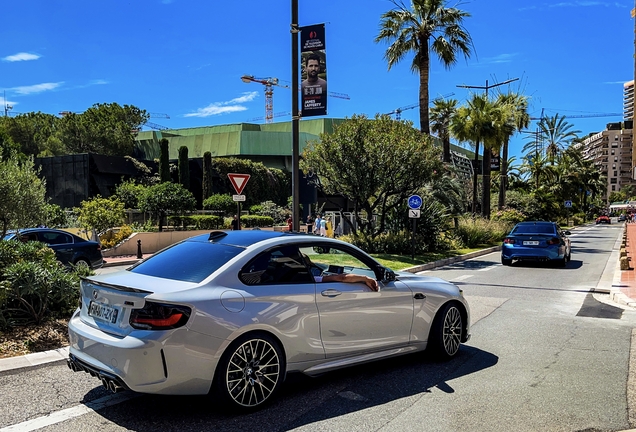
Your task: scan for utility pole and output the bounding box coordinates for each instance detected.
[291,0,300,231]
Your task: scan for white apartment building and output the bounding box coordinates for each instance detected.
[580,124,635,202]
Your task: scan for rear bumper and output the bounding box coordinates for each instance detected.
[67,310,225,395]
[501,245,562,261]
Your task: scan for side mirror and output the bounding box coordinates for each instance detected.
[383,268,396,282]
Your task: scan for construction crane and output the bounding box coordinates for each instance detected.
[241,75,290,124]
[386,93,456,120]
[530,112,623,121]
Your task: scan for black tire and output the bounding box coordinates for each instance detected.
[213,333,285,410]
[428,303,463,360]
[501,257,512,266]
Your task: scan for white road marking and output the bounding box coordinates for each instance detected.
[0,393,138,432]
[453,275,473,281]
[478,265,496,272]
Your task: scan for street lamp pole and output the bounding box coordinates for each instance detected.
[456,77,519,97]
[291,0,300,231]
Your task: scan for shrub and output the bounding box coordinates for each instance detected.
[226,215,273,228]
[167,215,224,230]
[454,216,512,248]
[250,201,288,225]
[0,240,86,328]
[491,208,526,224]
[203,194,236,216]
[100,225,134,249]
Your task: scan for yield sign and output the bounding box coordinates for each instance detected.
[227,173,251,195]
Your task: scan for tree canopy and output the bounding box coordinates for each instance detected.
[301,114,443,237]
[375,0,473,134]
[0,157,48,238]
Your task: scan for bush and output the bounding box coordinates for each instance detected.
[0,240,86,328]
[100,225,134,249]
[491,208,526,224]
[250,201,288,225]
[167,215,224,230]
[227,215,273,228]
[202,194,236,216]
[454,216,512,248]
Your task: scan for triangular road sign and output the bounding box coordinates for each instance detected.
[227,173,251,195]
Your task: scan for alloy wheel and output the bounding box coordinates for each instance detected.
[224,338,281,407]
[442,306,462,356]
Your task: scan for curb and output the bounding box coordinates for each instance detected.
[401,246,501,273]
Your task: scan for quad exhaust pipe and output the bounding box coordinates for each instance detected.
[67,356,127,394]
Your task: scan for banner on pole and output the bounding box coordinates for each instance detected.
[300,24,327,117]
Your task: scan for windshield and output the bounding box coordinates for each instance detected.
[512,224,556,235]
[129,240,243,283]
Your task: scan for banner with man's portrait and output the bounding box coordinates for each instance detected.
[300,24,327,117]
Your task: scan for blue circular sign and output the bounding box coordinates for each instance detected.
[408,195,423,209]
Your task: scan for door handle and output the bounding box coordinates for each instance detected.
[414,293,426,300]
[321,289,342,297]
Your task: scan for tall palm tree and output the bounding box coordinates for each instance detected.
[539,113,581,164]
[450,93,498,215]
[376,0,473,134]
[430,98,458,162]
[493,92,529,210]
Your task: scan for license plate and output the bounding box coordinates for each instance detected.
[89,301,119,324]
[523,241,539,246]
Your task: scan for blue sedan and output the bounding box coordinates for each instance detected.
[501,221,571,266]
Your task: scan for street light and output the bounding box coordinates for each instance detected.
[456,77,519,96]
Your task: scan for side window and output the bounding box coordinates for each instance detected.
[239,245,313,285]
[40,232,71,245]
[298,245,376,279]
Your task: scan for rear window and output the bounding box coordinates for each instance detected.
[129,241,243,283]
[512,224,556,235]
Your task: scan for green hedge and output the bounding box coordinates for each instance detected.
[168,215,225,230]
[229,215,274,228]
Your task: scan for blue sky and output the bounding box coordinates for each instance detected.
[1,0,633,161]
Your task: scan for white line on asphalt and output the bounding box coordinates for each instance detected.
[453,275,473,281]
[0,393,138,432]
[478,265,496,272]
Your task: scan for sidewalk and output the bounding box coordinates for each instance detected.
[102,254,151,268]
[611,222,636,308]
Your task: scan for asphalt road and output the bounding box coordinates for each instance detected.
[0,224,634,432]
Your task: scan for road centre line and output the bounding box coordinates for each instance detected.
[453,275,473,281]
[0,393,138,432]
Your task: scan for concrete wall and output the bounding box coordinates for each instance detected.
[101,230,213,257]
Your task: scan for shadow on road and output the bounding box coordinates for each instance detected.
[86,345,498,431]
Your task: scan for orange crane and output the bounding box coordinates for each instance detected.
[241,75,289,123]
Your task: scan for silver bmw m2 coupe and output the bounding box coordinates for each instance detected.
[67,230,470,409]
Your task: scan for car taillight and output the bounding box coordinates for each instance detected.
[547,237,560,245]
[130,302,191,330]
[503,238,515,244]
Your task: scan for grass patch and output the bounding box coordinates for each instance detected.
[372,245,496,271]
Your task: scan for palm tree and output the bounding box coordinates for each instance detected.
[376,0,473,134]
[430,98,458,162]
[493,92,529,210]
[450,93,498,215]
[539,114,581,164]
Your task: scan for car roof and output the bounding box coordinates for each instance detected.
[185,230,310,248]
[515,221,556,226]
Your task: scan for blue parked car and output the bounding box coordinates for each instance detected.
[501,221,571,267]
[3,228,104,270]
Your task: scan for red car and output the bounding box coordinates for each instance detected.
[596,215,611,224]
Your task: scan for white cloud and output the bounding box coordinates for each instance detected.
[2,52,40,62]
[11,82,63,95]
[185,91,259,118]
[481,53,517,64]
